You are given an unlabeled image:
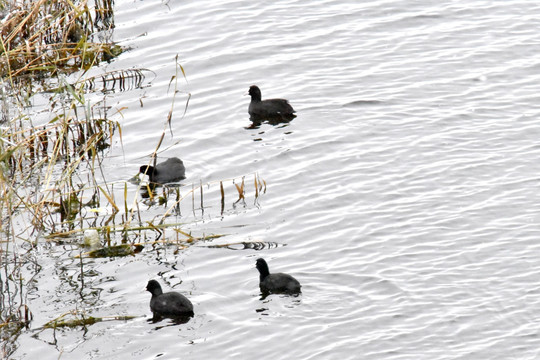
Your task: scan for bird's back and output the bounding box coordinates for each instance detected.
[151,292,193,316]
[261,272,301,294]
[249,98,295,118]
[154,158,186,183]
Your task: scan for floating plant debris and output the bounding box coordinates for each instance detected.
[81,244,141,258]
[43,314,137,329]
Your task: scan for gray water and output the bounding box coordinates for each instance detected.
[11,0,540,359]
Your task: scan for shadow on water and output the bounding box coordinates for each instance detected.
[259,292,302,301]
[245,113,296,130]
[139,182,183,202]
[255,294,303,316]
[204,241,284,251]
[148,314,193,326]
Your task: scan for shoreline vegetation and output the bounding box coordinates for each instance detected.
[0,1,265,356]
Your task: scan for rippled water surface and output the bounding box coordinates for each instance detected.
[11,0,540,359]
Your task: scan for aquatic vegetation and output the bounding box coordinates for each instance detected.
[42,311,137,329]
[0,0,119,79]
[0,0,267,355]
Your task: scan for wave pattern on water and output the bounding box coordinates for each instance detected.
[13,0,540,359]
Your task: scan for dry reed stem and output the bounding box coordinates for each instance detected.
[1,0,117,79]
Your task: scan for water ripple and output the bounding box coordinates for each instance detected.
[14,0,540,359]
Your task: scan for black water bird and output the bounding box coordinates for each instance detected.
[255,258,301,296]
[139,157,185,184]
[247,85,296,121]
[146,280,194,320]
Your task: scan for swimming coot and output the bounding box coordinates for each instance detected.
[247,85,296,121]
[139,157,185,184]
[255,258,301,296]
[146,280,194,320]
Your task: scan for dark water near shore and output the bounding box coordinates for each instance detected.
[9,1,540,359]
